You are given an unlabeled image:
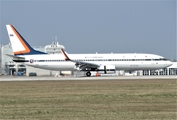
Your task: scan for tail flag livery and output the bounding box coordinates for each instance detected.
[6,24,46,55]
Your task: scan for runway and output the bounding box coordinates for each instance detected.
[0,75,176,81]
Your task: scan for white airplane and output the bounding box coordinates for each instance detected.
[6,24,172,76]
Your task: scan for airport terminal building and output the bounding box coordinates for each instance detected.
[0,42,177,76]
[0,41,65,76]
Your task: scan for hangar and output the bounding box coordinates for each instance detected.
[0,42,176,76]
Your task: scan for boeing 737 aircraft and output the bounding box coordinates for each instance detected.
[6,24,172,76]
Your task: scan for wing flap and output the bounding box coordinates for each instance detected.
[75,61,99,68]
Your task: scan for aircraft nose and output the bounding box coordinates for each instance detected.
[167,61,173,67]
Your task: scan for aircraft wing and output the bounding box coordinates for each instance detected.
[74,60,100,69]
[60,49,100,69]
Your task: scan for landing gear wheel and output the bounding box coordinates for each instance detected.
[86,71,91,77]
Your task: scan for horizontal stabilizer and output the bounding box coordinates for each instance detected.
[6,54,25,59]
[6,54,29,62]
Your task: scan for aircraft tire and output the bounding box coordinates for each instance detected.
[86,71,91,77]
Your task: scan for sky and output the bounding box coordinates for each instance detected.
[0,0,176,60]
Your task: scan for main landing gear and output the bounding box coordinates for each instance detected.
[86,71,91,77]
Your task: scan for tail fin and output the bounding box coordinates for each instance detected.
[6,24,46,55]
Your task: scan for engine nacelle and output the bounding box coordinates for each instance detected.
[98,65,116,74]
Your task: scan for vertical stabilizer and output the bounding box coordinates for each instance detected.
[6,24,46,55]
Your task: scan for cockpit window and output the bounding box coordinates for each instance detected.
[159,58,168,61]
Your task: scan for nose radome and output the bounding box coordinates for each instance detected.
[167,61,173,67]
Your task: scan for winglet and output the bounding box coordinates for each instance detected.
[60,48,71,61]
